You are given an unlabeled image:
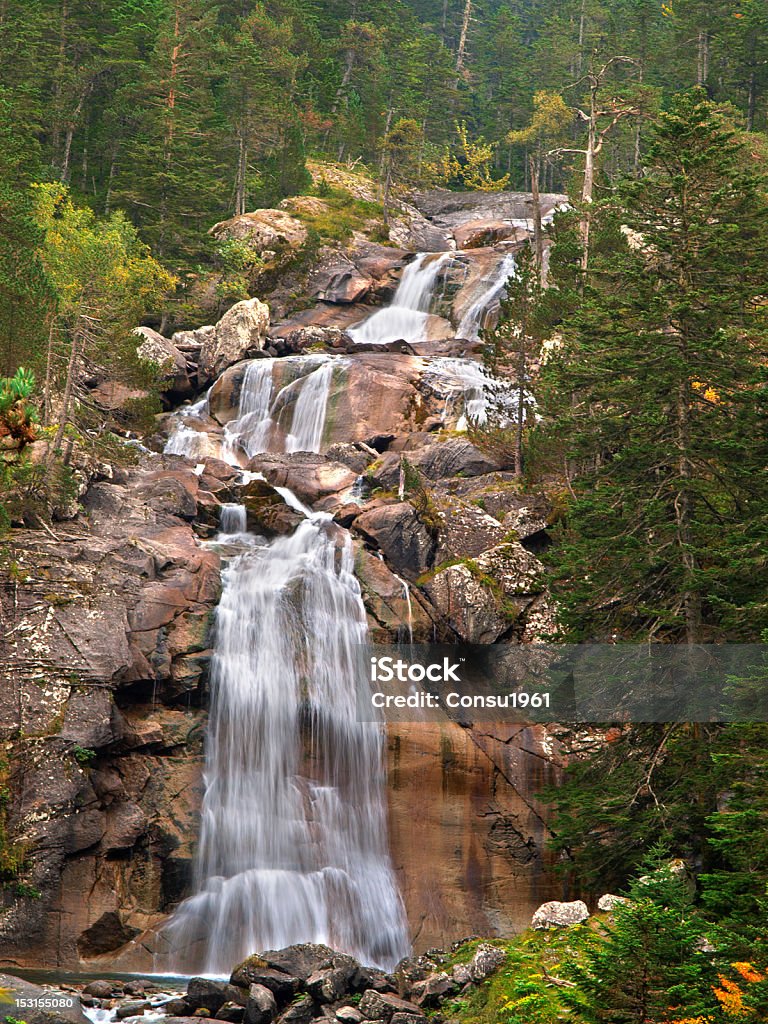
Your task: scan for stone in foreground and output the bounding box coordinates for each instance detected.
[532,899,590,929]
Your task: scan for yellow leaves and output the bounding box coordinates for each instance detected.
[713,975,749,1016]
[508,91,571,149]
[691,380,720,404]
[446,122,510,192]
[661,3,675,16]
[732,962,764,984]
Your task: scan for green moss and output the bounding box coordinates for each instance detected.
[289,188,387,244]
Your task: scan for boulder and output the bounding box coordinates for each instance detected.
[275,326,351,355]
[467,943,506,981]
[0,973,89,1024]
[82,981,115,999]
[216,1004,245,1023]
[434,500,507,562]
[358,992,425,1023]
[199,298,270,384]
[241,478,305,536]
[244,985,277,1024]
[532,899,590,929]
[187,979,243,1015]
[305,966,352,1003]
[452,219,522,250]
[246,453,357,509]
[325,441,378,475]
[353,503,436,579]
[172,326,216,353]
[135,327,192,396]
[116,1002,149,1019]
[210,209,308,252]
[312,259,373,304]
[335,1009,363,1024]
[237,944,338,985]
[409,973,455,1007]
[274,998,315,1024]
[597,893,630,912]
[369,442,502,490]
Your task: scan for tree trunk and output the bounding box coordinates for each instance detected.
[49,320,83,464]
[235,132,248,215]
[748,69,756,131]
[696,29,709,86]
[43,319,57,428]
[456,0,471,73]
[578,0,586,75]
[674,375,703,643]
[104,143,118,215]
[529,152,544,286]
[52,1,69,170]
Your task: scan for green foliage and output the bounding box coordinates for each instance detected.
[562,853,722,1022]
[71,745,96,766]
[536,91,768,642]
[400,457,441,538]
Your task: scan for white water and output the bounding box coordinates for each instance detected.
[165,507,409,974]
[164,398,210,459]
[224,356,340,461]
[456,252,517,341]
[348,252,452,345]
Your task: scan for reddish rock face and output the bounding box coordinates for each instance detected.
[386,721,563,951]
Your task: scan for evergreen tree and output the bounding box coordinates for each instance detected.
[538,90,768,642]
[564,854,722,1022]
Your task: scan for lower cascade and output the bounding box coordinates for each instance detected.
[164,506,410,974]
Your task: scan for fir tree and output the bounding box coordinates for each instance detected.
[538,90,768,642]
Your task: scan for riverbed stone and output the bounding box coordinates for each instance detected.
[244,984,277,1024]
[532,899,590,929]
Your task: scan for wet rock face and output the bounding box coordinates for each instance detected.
[0,456,221,968]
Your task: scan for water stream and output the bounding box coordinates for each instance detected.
[165,505,409,974]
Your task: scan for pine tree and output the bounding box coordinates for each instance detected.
[538,90,768,642]
[564,854,722,1022]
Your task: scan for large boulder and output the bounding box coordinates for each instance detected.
[0,973,89,1024]
[453,219,525,250]
[353,503,437,579]
[199,298,270,384]
[246,453,357,509]
[135,327,192,396]
[358,991,425,1023]
[244,985,277,1024]
[241,478,305,536]
[370,441,502,490]
[532,899,590,929]
[311,256,373,304]
[210,209,308,253]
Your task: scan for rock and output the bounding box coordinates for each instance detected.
[468,943,506,981]
[199,298,270,384]
[210,209,308,253]
[0,973,89,1024]
[187,979,243,1015]
[83,981,115,999]
[231,962,299,1003]
[353,503,436,579]
[532,899,590,929]
[312,258,373,304]
[325,441,378,475]
[134,327,192,396]
[451,965,471,986]
[244,985,277,1024]
[274,998,315,1024]
[305,967,352,1004]
[335,1010,363,1024]
[390,1017,427,1024]
[246,453,357,509]
[357,993,424,1023]
[172,326,215,353]
[241,478,305,536]
[597,893,630,912]
[275,326,351,355]
[424,542,545,644]
[216,1004,245,1023]
[164,1001,190,1017]
[116,1001,149,1019]
[123,983,146,998]
[409,973,455,1007]
[452,219,522,250]
[434,500,507,563]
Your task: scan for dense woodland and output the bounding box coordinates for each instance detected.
[2,2,768,1021]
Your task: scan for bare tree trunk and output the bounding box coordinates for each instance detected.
[43,319,57,427]
[49,321,83,464]
[578,0,586,75]
[675,376,702,642]
[52,1,69,171]
[748,69,756,130]
[529,153,544,287]
[235,133,248,215]
[696,29,709,86]
[104,143,118,215]
[456,0,471,73]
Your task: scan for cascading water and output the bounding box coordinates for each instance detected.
[456,252,517,341]
[164,506,409,974]
[348,252,453,345]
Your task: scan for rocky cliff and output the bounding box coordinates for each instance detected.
[0,182,565,970]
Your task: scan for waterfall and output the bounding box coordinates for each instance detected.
[348,252,452,345]
[164,398,210,459]
[456,252,517,341]
[165,508,409,974]
[224,356,340,461]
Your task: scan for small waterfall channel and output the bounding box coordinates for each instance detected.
[166,502,409,973]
